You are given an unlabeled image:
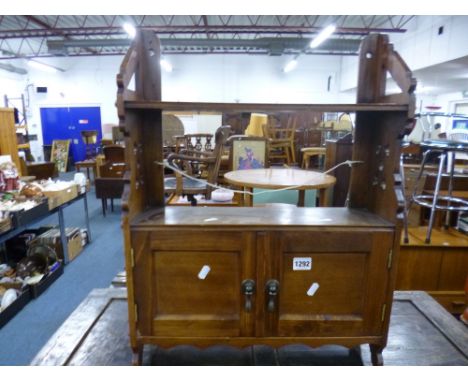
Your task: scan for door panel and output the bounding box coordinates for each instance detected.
[152,250,241,336]
[40,106,102,163]
[142,230,255,338]
[270,230,393,337]
[67,107,102,161]
[40,107,70,144]
[280,252,367,316]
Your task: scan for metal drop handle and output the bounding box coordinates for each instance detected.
[241,279,255,312]
[266,279,279,312]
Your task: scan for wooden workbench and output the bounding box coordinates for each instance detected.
[31,288,468,366]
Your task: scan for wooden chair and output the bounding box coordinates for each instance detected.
[95,177,125,216]
[103,144,125,164]
[164,126,231,205]
[263,115,297,165]
[95,161,127,216]
[184,133,214,151]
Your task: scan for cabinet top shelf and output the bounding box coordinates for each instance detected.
[124,101,409,113]
[131,206,395,229]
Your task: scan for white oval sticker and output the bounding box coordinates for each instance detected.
[198,265,211,280]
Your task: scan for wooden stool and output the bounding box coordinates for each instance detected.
[301,147,326,169]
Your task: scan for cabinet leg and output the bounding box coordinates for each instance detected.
[131,345,143,366]
[369,344,384,366]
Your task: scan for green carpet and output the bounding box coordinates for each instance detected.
[253,188,317,207]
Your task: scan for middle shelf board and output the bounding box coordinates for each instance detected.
[125,101,409,114]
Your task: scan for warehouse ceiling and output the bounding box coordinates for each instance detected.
[0,15,415,59]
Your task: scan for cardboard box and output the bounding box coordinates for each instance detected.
[0,216,12,234]
[36,227,83,262]
[43,184,78,210]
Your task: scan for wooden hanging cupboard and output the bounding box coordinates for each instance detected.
[117,31,416,366]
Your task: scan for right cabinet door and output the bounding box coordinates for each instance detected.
[262,229,394,337]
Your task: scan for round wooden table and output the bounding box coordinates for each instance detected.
[224,168,336,207]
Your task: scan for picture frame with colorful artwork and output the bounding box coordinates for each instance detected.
[230,136,268,171]
[51,140,71,173]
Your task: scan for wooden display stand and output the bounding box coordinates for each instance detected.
[117,31,416,366]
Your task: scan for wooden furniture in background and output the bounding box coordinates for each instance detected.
[222,112,250,135]
[397,226,468,315]
[51,140,71,173]
[184,133,214,151]
[95,177,126,216]
[162,114,184,147]
[164,126,231,204]
[94,154,127,216]
[224,168,336,207]
[75,160,97,182]
[117,32,416,366]
[99,162,126,178]
[301,147,326,169]
[103,144,125,164]
[263,115,297,165]
[20,159,57,180]
[100,139,114,146]
[324,133,353,206]
[0,108,22,174]
[80,130,99,159]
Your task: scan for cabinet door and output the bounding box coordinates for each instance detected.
[131,230,256,338]
[260,230,393,337]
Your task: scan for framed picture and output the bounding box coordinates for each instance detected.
[231,137,267,171]
[51,140,71,173]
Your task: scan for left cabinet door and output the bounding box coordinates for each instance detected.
[131,229,256,338]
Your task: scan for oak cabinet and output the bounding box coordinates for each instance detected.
[129,207,395,363]
[117,32,415,366]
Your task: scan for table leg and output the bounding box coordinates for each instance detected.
[245,187,253,207]
[101,198,107,217]
[58,207,69,264]
[297,190,305,207]
[318,188,330,207]
[84,193,92,242]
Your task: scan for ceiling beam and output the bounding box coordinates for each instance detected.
[21,15,99,55]
[46,36,362,57]
[0,25,409,40]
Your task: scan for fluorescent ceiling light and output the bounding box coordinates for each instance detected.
[283,59,298,73]
[27,60,58,73]
[160,59,173,72]
[310,25,336,49]
[123,23,136,39]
